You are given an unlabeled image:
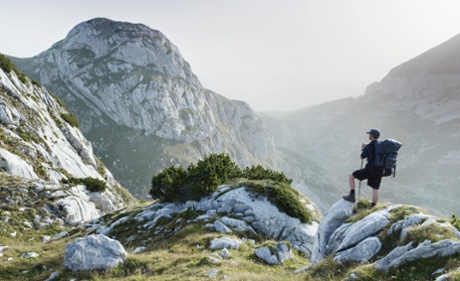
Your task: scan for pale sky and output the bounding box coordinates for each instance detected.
[1,0,460,111]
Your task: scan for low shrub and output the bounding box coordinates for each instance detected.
[66,177,107,192]
[149,153,304,222]
[0,53,28,83]
[150,154,240,202]
[60,113,80,128]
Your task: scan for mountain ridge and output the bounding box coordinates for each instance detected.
[261,32,460,217]
[12,18,283,197]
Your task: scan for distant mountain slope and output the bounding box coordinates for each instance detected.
[12,18,280,197]
[262,34,460,217]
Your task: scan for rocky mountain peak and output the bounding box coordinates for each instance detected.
[13,18,280,196]
[60,17,198,85]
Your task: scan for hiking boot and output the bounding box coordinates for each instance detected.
[342,193,356,203]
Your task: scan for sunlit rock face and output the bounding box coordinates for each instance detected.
[0,65,131,225]
[14,18,279,197]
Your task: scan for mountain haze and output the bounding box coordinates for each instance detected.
[13,18,281,197]
[262,33,460,217]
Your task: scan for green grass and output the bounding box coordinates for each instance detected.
[0,218,310,281]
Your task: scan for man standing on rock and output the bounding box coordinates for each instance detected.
[343,128,383,208]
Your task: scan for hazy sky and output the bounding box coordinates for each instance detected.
[1,0,460,111]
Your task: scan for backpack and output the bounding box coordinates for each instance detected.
[373,139,402,177]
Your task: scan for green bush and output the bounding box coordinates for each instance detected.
[150,165,187,202]
[67,177,107,192]
[150,153,297,209]
[242,165,292,185]
[0,53,15,73]
[60,113,80,128]
[150,154,240,202]
[0,53,28,84]
[452,214,460,231]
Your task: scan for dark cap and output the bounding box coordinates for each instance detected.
[366,128,380,139]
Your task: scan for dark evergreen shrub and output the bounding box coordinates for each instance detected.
[67,177,107,192]
[150,153,297,206]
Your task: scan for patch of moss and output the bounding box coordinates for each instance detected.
[60,112,80,128]
[244,180,313,224]
[401,223,458,245]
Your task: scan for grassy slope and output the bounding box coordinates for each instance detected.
[1,176,459,280]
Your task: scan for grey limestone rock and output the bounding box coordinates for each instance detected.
[311,199,354,264]
[335,209,391,252]
[334,236,382,264]
[209,237,242,250]
[64,234,127,272]
[374,239,460,271]
[254,243,294,265]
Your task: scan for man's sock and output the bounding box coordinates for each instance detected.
[350,190,355,195]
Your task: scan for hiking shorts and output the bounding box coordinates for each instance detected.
[352,167,383,189]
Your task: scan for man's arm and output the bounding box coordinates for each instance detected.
[360,143,368,159]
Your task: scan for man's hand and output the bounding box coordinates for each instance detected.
[361,143,367,150]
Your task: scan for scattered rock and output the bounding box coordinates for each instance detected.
[64,234,127,272]
[209,237,242,250]
[214,220,232,234]
[133,246,146,254]
[42,235,51,243]
[254,243,294,265]
[208,255,222,264]
[220,248,231,259]
[20,252,40,259]
[45,272,59,281]
[54,231,69,240]
[294,265,310,274]
[208,269,219,278]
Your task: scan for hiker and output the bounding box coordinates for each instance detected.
[343,128,384,208]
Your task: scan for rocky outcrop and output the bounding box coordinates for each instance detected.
[64,234,127,271]
[0,61,133,226]
[311,199,354,264]
[86,185,320,257]
[312,199,460,276]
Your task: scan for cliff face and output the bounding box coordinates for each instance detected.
[0,60,133,226]
[13,18,279,197]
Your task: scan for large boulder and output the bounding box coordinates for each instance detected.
[374,239,460,271]
[311,199,354,264]
[333,236,382,264]
[64,234,127,271]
